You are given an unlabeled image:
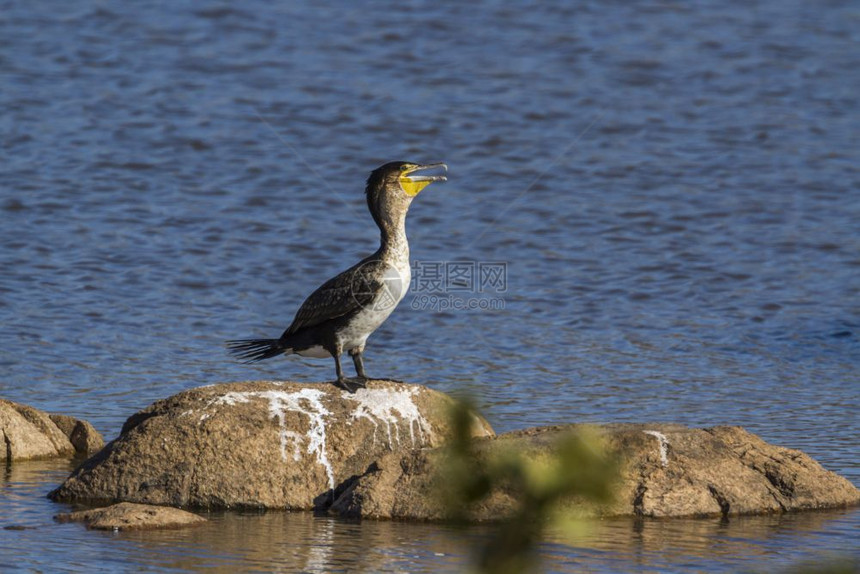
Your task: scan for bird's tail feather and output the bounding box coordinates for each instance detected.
[226,339,285,362]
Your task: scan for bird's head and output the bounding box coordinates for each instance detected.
[365,161,447,229]
[367,161,447,197]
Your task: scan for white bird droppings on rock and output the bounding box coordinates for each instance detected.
[212,388,335,490]
[192,386,432,491]
[643,430,669,467]
[345,387,431,449]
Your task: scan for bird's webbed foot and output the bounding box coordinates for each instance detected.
[332,377,359,393]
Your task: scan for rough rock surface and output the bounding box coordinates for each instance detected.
[49,414,105,455]
[0,399,103,461]
[56,502,205,530]
[49,380,494,509]
[331,423,860,520]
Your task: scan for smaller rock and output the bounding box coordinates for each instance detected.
[49,414,104,455]
[55,503,206,531]
[1,399,75,461]
[48,413,78,438]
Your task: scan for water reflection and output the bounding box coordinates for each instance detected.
[1,458,77,528]
[547,511,859,571]
[53,506,860,573]
[111,512,471,573]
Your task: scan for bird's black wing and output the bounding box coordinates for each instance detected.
[282,259,388,336]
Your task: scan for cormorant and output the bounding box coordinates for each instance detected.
[227,161,447,392]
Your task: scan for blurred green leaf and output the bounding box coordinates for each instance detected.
[439,399,619,574]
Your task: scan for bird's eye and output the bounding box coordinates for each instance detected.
[400,165,409,171]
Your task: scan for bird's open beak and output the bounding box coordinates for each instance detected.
[400,163,447,197]
[403,163,448,183]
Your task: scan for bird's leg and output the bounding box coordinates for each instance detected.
[349,347,368,388]
[331,345,356,393]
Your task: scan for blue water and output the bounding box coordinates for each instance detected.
[1,1,858,571]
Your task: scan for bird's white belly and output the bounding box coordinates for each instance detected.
[295,345,331,358]
[337,304,396,350]
[338,256,410,351]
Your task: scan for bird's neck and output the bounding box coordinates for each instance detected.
[378,213,410,262]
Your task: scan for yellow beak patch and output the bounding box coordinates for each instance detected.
[400,176,432,197]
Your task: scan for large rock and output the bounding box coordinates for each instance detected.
[49,380,494,509]
[331,423,860,520]
[0,399,104,461]
[55,502,205,530]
